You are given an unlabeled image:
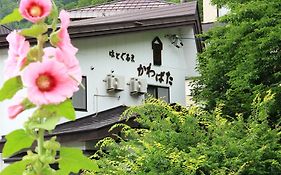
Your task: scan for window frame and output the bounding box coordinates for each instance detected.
[147,85,170,103]
[72,75,87,112]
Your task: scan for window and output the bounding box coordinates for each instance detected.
[147,85,170,103]
[72,76,87,111]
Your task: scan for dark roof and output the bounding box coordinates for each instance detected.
[0,106,138,152]
[51,105,128,135]
[0,25,11,35]
[68,1,203,52]
[70,1,197,27]
[48,105,138,143]
[69,0,174,19]
[0,2,203,51]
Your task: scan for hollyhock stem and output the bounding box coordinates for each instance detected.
[37,35,44,61]
[37,128,44,156]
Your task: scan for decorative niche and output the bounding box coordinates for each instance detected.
[152,37,163,66]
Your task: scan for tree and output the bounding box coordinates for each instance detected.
[194,0,281,123]
[0,0,17,19]
[85,97,280,175]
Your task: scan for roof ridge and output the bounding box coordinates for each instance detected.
[69,0,175,12]
[69,1,196,26]
[69,0,121,11]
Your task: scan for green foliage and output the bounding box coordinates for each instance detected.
[194,0,281,123]
[20,24,48,38]
[0,76,23,101]
[2,129,35,158]
[58,147,99,174]
[91,98,280,175]
[29,116,61,131]
[42,99,76,120]
[0,8,23,25]
[0,0,17,20]
[0,160,29,175]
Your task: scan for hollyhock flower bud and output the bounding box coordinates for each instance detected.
[22,59,79,105]
[19,0,52,23]
[57,10,78,55]
[4,31,30,79]
[8,103,24,119]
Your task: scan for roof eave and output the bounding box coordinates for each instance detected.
[68,14,203,52]
[70,14,195,35]
[193,2,204,52]
[0,5,203,52]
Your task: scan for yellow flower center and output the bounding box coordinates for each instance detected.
[29,5,42,17]
[36,74,55,92]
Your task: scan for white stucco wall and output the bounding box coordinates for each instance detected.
[218,7,228,17]
[185,79,195,106]
[0,49,33,138]
[0,25,199,169]
[72,26,198,119]
[0,153,8,170]
[203,0,218,23]
[0,48,34,138]
[0,153,2,170]
[203,0,229,23]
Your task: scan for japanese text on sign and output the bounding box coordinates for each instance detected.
[137,63,173,85]
[109,50,135,62]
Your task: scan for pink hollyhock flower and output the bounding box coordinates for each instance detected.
[4,31,30,79]
[43,47,82,84]
[22,59,79,105]
[8,103,24,119]
[57,10,78,55]
[19,0,52,23]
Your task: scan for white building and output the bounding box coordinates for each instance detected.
[202,0,228,31]
[0,0,202,168]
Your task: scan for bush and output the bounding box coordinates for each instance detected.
[85,96,280,175]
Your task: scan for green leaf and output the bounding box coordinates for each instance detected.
[59,147,99,174]
[0,8,23,25]
[0,160,29,175]
[54,170,68,175]
[0,76,23,102]
[20,24,48,38]
[49,0,59,32]
[2,129,35,158]
[30,116,60,131]
[44,99,76,120]
[50,32,60,46]
[57,100,76,120]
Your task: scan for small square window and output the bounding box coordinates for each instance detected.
[72,76,87,111]
[147,85,170,103]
